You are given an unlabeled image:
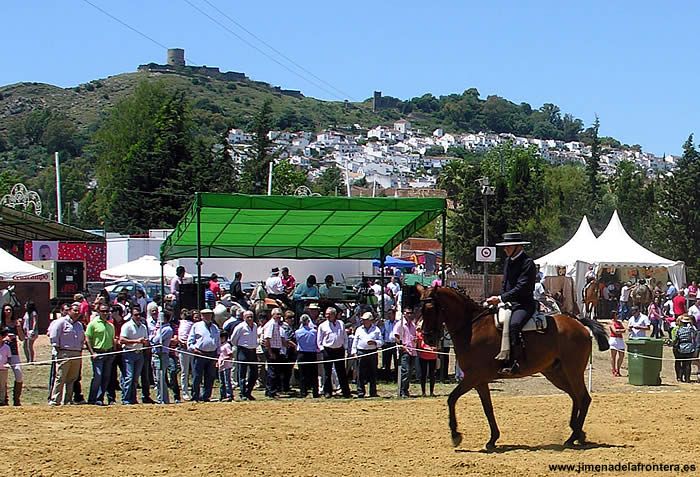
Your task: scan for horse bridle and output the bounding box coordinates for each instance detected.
[416,290,494,326]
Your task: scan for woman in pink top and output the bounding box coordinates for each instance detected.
[416,327,438,397]
[608,311,625,377]
[648,296,664,339]
[688,281,698,306]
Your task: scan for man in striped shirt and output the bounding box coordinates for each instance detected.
[262,308,286,398]
[316,308,351,398]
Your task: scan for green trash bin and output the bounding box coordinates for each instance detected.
[625,338,664,385]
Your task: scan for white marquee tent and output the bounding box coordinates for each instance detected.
[536,216,598,277]
[0,247,50,281]
[536,211,687,309]
[593,210,686,286]
[100,255,191,283]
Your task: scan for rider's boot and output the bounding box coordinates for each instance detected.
[498,334,523,377]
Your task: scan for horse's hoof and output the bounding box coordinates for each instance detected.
[451,433,463,447]
[485,441,497,451]
[563,438,576,448]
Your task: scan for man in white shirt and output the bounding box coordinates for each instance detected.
[262,308,285,398]
[119,307,149,405]
[351,312,383,398]
[387,276,401,300]
[619,282,632,320]
[627,306,650,338]
[231,310,258,400]
[370,280,383,297]
[688,302,700,321]
[187,309,221,402]
[316,307,351,398]
[170,266,186,314]
[265,267,284,295]
[265,268,287,304]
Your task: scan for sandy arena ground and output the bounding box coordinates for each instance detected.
[3,336,700,476]
[3,391,700,477]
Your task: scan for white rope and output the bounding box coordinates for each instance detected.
[628,352,699,362]
[166,345,398,366]
[17,347,139,367]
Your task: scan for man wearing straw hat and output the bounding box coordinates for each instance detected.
[486,232,537,376]
[351,311,383,398]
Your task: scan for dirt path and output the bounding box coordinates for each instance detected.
[3,390,698,477]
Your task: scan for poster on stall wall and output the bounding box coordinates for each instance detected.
[32,241,58,261]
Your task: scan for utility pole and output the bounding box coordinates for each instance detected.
[267,161,273,195]
[478,177,495,298]
[55,152,63,223]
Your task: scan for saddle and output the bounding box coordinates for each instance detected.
[494,303,548,361]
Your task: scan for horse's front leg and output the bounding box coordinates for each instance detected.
[475,383,500,450]
[447,378,474,447]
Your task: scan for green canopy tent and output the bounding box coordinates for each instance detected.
[160,193,447,310]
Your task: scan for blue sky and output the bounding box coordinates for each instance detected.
[2,0,698,154]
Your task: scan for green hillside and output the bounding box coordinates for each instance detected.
[0,71,380,140]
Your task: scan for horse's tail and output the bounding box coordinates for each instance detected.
[579,316,610,351]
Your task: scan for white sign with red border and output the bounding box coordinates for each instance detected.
[476,246,496,262]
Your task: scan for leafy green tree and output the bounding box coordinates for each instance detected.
[608,160,655,242]
[437,158,494,270]
[353,177,368,188]
[26,156,92,225]
[0,169,23,197]
[239,100,276,194]
[313,165,345,196]
[542,164,589,243]
[654,135,700,277]
[272,160,307,195]
[94,82,205,233]
[424,145,445,156]
[41,112,80,156]
[584,116,606,228]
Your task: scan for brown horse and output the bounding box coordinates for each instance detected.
[582,279,599,319]
[404,284,609,450]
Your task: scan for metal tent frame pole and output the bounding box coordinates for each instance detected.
[160,259,165,307]
[195,192,203,311]
[441,211,446,285]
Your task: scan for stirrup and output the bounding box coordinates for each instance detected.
[498,360,520,376]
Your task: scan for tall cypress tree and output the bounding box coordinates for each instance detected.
[655,134,700,276]
[585,116,602,217]
[239,100,275,194]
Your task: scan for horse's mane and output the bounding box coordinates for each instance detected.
[432,286,485,318]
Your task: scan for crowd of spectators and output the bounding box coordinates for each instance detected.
[1,266,455,406]
[606,278,699,381]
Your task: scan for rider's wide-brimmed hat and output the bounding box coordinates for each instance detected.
[495,232,531,247]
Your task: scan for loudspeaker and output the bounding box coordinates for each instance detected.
[178,283,206,311]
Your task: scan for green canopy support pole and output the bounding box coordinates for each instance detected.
[441,211,446,285]
[159,257,165,307]
[380,255,385,320]
[195,192,203,311]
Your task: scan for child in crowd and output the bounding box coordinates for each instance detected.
[0,328,11,406]
[218,331,234,401]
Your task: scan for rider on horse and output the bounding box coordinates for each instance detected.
[486,232,537,376]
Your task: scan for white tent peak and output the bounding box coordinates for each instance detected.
[595,210,678,267]
[535,216,597,275]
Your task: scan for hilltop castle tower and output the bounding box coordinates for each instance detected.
[167,48,185,67]
[372,91,382,112]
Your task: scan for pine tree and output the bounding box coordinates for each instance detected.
[655,134,700,276]
[586,116,601,198]
[239,100,275,194]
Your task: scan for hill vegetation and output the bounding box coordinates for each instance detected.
[0,69,697,277]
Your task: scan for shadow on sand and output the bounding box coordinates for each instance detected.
[455,441,629,454]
